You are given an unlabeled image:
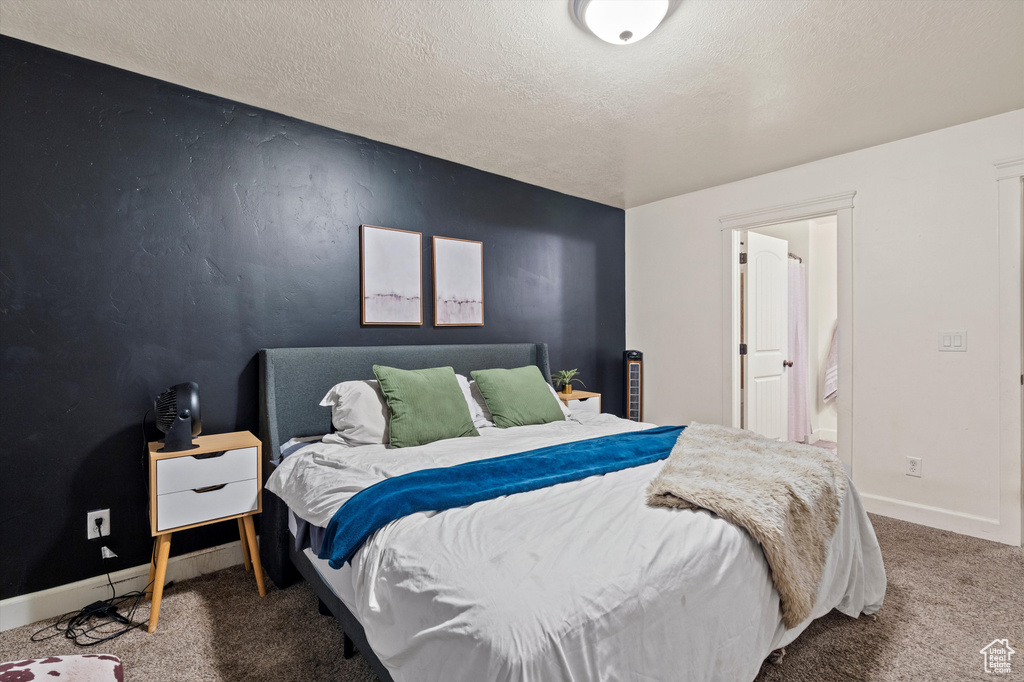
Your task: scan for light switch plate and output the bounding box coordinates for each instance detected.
[938,330,967,352]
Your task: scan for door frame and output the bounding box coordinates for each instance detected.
[719,192,856,468]
[995,157,1023,546]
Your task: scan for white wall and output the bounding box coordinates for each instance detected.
[625,110,1024,543]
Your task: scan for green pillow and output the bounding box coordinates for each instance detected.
[372,365,479,448]
[470,365,566,428]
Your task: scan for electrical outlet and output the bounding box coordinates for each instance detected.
[905,457,922,478]
[87,509,110,540]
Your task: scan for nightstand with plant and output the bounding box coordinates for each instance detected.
[551,368,601,414]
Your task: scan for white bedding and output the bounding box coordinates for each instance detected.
[268,413,886,682]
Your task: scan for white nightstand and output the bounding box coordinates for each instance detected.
[146,431,265,632]
[556,390,601,414]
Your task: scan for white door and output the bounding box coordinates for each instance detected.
[744,231,789,438]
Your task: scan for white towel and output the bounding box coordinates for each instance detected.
[822,324,838,403]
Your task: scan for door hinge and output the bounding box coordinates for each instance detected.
[739,253,747,265]
[739,344,747,355]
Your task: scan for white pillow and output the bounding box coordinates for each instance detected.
[546,383,573,418]
[465,377,571,425]
[319,380,389,446]
[458,374,493,428]
[467,379,495,427]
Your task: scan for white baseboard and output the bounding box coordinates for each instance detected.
[859,493,1019,546]
[0,540,246,632]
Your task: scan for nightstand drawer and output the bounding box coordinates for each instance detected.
[156,479,258,532]
[569,396,601,414]
[156,446,257,495]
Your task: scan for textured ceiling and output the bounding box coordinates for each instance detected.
[1,0,1022,208]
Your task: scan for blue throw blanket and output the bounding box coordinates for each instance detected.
[319,425,685,568]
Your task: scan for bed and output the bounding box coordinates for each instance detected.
[257,343,886,682]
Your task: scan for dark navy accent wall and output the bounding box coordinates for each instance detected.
[0,37,625,599]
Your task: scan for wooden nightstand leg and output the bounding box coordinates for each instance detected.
[148,533,172,633]
[146,538,159,600]
[237,518,252,572]
[241,515,266,597]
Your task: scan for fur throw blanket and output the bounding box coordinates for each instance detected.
[647,423,846,628]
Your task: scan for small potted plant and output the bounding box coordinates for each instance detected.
[551,369,585,395]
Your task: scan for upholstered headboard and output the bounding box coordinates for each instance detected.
[259,342,550,463]
[257,342,550,587]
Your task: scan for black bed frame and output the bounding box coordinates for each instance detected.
[257,343,551,680]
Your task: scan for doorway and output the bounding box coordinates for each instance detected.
[739,218,838,448]
[719,191,855,470]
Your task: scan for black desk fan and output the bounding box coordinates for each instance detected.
[154,382,202,452]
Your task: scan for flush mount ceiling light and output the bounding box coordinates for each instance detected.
[571,0,674,45]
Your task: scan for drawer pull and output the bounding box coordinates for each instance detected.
[193,450,227,460]
[192,484,228,494]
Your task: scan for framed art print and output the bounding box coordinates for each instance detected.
[360,225,423,325]
[433,236,483,326]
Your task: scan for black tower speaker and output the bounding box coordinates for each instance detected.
[624,350,643,421]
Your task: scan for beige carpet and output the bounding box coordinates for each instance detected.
[2,514,1021,681]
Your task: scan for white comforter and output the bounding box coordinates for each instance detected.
[268,414,886,682]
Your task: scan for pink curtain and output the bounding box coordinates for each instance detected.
[788,260,812,442]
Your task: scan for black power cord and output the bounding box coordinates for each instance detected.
[31,518,151,646]
[142,407,153,528]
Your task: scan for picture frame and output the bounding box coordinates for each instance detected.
[433,236,484,326]
[360,224,423,326]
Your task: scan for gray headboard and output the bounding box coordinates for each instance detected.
[257,342,549,588]
[258,342,550,464]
